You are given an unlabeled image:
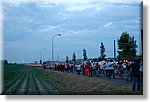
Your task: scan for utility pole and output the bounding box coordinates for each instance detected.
[114,40,116,60]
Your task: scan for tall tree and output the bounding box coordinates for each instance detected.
[66,56,69,63]
[100,42,106,60]
[117,31,137,60]
[72,52,76,63]
[130,36,138,59]
[83,49,87,61]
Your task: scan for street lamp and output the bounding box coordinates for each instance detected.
[41,48,46,64]
[52,34,61,64]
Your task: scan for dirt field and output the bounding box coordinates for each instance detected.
[1,65,142,95]
[2,65,60,95]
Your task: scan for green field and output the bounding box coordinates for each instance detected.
[1,64,142,95]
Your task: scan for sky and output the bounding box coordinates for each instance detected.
[1,0,142,63]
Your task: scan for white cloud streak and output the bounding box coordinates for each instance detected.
[2,0,141,12]
[104,22,112,27]
[38,25,60,32]
[2,0,141,5]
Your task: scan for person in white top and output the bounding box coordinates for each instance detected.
[105,60,115,78]
[91,62,96,76]
[109,61,115,78]
[75,64,81,75]
[98,60,105,76]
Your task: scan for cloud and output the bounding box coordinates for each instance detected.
[2,0,141,62]
[104,22,113,28]
[107,0,141,4]
[2,0,141,5]
[64,3,104,12]
[2,0,141,12]
[38,25,60,32]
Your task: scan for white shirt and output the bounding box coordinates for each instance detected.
[76,65,81,70]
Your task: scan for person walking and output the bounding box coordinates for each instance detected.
[130,58,141,91]
[84,62,90,77]
[95,62,100,77]
[109,60,115,78]
[76,64,81,75]
[118,62,124,78]
[126,61,132,81]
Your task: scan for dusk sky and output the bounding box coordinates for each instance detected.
[1,0,142,63]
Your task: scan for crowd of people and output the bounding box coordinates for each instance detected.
[42,58,143,92]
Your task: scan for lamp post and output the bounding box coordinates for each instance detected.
[52,34,61,65]
[41,48,46,64]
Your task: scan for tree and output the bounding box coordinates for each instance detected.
[43,61,46,64]
[72,52,76,63]
[3,60,8,65]
[93,58,98,62]
[117,31,137,60]
[100,42,106,60]
[40,60,42,64]
[130,36,138,59]
[66,56,69,63]
[83,49,87,61]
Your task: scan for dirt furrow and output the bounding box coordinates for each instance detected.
[3,71,24,91]
[35,73,59,94]
[27,70,38,94]
[16,70,29,95]
[32,70,48,94]
[3,71,27,95]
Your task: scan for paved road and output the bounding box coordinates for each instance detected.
[100,76,132,85]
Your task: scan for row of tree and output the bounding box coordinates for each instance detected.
[65,31,138,63]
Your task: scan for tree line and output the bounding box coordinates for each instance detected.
[67,31,138,63]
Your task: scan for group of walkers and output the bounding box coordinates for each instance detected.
[43,58,143,92]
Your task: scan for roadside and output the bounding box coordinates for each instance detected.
[40,69,142,95]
